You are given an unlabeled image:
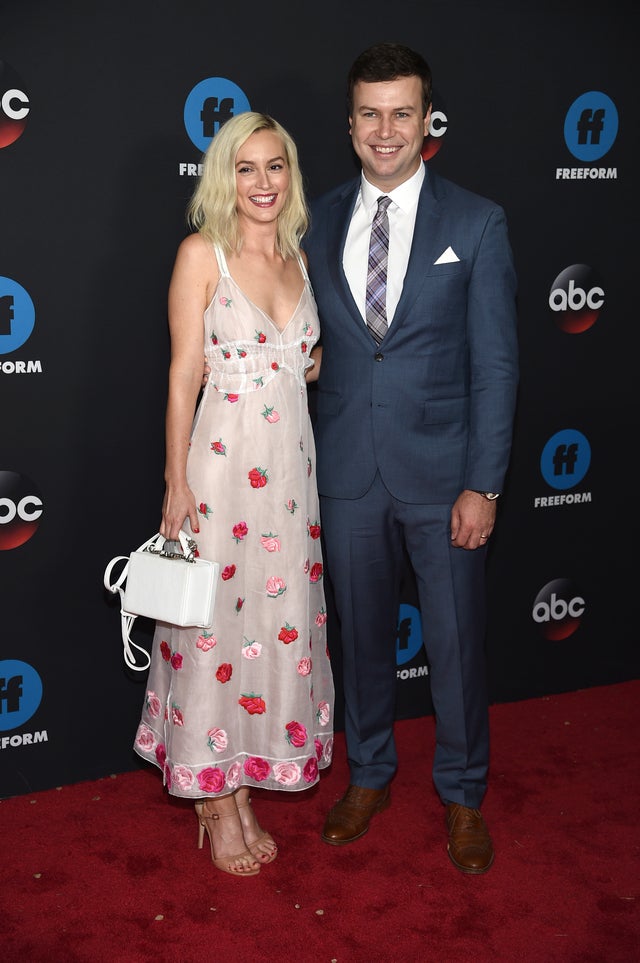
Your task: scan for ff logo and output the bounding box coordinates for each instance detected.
[0,277,36,354]
[184,78,251,152]
[540,429,591,491]
[564,92,618,162]
[532,578,585,640]
[549,264,604,333]
[0,660,43,730]
[0,470,44,549]
[0,61,29,149]
[396,603,425,666]
[421,90,448,161]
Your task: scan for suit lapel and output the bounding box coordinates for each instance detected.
[326,183,371,334]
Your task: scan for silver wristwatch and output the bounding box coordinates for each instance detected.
[472,491,500,500]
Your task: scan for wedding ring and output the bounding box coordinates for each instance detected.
[480,534,488,539]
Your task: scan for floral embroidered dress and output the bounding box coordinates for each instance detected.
[134,244,334,797]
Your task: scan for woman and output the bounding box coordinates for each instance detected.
[133,112,334,877]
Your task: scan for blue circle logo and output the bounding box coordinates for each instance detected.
[0,659,43,731]
[396,603,425,665]
[0,277,35,354]
[540,429,591,490]
[184,78,251,152]
[564,92,618,162]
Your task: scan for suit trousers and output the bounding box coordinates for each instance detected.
[320,471,490,808]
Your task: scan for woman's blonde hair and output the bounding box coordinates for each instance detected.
[187,112,309,259]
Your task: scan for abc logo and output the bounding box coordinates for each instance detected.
[0,61,30,149]
[532,578,585,640]
[0,471,43,550]
[549,264,604,333]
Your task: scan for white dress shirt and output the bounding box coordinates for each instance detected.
[343,163,425,327]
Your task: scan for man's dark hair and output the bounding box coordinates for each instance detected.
[347,42,433,116]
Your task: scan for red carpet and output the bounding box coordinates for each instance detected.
[2,681,638,962]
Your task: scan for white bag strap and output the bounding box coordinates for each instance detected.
[103,530,195,672]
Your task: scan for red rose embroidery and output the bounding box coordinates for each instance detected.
[239,694,266,715]
[271,361,279,371]
[235,597,244,613]
[255,331,267,344]
[303,757,319,783]
[309,562,323,583]
[278,623,299,644]
[216,663,233,683]
[248,467,268,488]
[160,640,171,662]
[210,439,226,455]
[244,756,271,781]
[170,652,183,670]
[301,341,308,353]
[197,767,226,793]
[221,564,236,581]
[232,521,248,542]
[308,522,321,539]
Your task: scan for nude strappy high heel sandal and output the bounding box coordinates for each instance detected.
[195,801,261,877]
[236,797,278,864]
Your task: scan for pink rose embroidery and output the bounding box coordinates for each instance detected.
[285,720,308,748]
[242,639,262,659]
[196,631,217,651]
[170,652,183,670]
[324,737,334,763]
[172,765,195,791]
[232,521,248,543]
[197,767,226,793]
[303,757,319,783]
[315,607,328,626]
[207,727,228,753]
[317,701,330,726]
[273,762,301,786]
[155,743,167,767]
[219,296,232,308]
[226,761,242,790]
[171,705,184,727]
[297,657,312,676]
[135,724,156,752]
[286,499,298,514]
[266,576,286,598]
[314,738,323,760]
[262,405,280,422]
[146,691,161,718]
[260,534,280,552]
[244,756,271,781]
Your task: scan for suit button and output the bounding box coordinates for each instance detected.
[374,352,384,362]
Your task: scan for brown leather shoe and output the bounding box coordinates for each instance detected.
[322,784,391,846]
[446,803,494,874]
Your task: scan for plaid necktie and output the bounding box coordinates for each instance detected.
[365,195,392,345]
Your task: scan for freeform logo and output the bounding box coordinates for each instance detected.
[0,61,29,149]
[0,470,44,549]
[396,602,429,680]
[557,91,618,180]
[0,660,43,731]
[549,264,604,333]
[181,77,251,163]
[540,429,591,491]
[421,91,448,161]
[532,578,585,640]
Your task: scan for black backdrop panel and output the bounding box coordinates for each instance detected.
[1,1,638,796]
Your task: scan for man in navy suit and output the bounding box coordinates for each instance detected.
[304,42,519,873]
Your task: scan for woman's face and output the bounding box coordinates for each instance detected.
[234,129,290,227]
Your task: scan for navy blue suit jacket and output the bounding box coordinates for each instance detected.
[305,165,519,503]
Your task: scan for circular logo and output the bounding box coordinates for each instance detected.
[396,603,425,665]
[549,264,604,333]
[0,277,36,354]
[421,91,447,161]
[184,78,251,152]
[0,660,43,731]
[0,61,30,149]
[564,91,618,162]
[532,578,585,640]
[540,429,591,491]
[0,471,44,549]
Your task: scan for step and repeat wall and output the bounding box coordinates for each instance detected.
[1,1,637,797]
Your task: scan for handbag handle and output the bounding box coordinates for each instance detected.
[103,530,197,671]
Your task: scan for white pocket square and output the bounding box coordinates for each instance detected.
[434,246,460,264]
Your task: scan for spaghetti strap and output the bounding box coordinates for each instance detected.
[213,244,230,277]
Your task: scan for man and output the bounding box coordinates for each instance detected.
[304,42,519,873]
